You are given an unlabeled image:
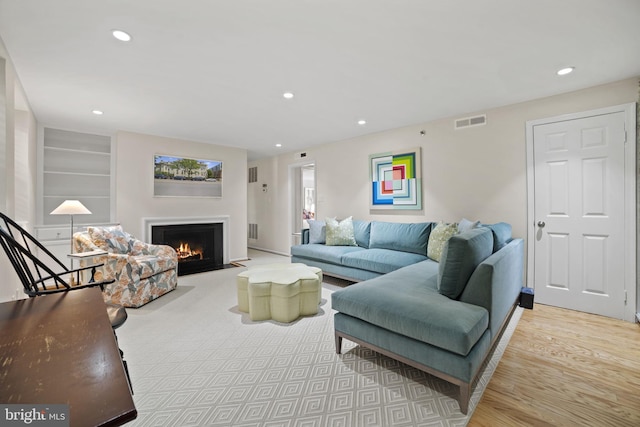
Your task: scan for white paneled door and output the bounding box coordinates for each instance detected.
[529,107,632,319]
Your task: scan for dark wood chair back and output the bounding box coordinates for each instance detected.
[0,212,113,296]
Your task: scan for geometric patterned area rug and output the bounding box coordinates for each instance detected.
[118,256,523,427]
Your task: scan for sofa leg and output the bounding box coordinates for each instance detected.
[335,333,342,354]
[459,382,470,415]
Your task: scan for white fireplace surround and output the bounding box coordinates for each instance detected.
[142,216,230,264]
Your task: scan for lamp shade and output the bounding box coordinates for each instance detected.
[50,200,92,215]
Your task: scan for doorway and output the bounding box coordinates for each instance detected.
[526,103,636,321]
[290,162,315,245]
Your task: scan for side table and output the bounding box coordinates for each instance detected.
[68,249,107,283]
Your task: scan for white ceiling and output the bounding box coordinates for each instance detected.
[1,0,639,161]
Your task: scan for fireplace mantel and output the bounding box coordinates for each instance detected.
[142,216,230,264]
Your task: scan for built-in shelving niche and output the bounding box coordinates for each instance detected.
[40,127,114,226]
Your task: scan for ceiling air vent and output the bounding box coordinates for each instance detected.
[454,114,487,130]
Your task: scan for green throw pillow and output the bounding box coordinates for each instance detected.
[427,222,458,262]
[325,216,357,246]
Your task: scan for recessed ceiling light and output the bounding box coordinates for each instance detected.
[92,110,104,115]
[283,92,294,99]
[557,67,574,76]
[275,143,282,148]
[112,29,132,42]
[357,120,367,125]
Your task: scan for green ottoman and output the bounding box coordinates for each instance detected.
[237,263,322,322]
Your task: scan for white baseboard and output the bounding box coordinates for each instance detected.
[247,246,290,258]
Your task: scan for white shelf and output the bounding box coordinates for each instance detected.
[43,195,110,199]
[39,127,114,227]
[44,146,110,157]
[43,127,111,153]
[43,171,111,177]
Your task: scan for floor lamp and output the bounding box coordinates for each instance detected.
[50,200,92,259]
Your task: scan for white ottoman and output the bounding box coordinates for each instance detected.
[236,263,323,322]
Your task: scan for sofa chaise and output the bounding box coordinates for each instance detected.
[291,219,524,413]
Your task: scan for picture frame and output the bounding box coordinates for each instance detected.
[153,154,223,198]
[369,147,422,210]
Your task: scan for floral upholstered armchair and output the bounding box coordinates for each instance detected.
[73,225,178,308]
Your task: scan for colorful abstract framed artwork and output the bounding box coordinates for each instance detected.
[369,147,422,210]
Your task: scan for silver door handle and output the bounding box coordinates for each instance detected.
[537,221,546,228]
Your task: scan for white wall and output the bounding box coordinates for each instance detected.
[0,38,38,302]
[115,131,248,262]
[247,156,283,253]
[249,77,639,257]
[14,110,37,227]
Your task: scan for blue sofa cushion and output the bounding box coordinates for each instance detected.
[481,222,512,252]
[331,261,489,356]
[369,221,432,255]
[307,219,326,244]
[341,248,429,274]
[438,227,494,299]
[353,220,371,248]
[290,243,364,265]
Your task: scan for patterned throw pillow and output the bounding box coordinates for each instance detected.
[325,216,357,246]
[427,222,458,262]
[88,225,134,253]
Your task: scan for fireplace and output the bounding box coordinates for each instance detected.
[151,223,224,276]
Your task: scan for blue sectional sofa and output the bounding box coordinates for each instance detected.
[292,220,433,281]
[290,219,524,414]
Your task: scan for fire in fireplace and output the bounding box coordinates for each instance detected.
[176,242,203,261]
[151,223,223,276]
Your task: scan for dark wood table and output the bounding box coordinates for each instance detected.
[0,287,137,426]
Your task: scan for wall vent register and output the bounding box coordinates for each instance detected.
[248,166,258,183]
[248,223,258,240]
[454,114,487,130]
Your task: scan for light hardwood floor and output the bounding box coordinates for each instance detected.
[469,304,640,426]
